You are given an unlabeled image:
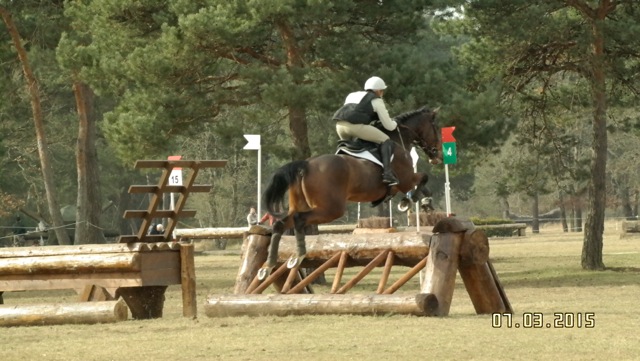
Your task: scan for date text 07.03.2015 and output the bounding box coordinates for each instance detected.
[492,312,595,329]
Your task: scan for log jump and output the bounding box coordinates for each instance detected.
[173,223,358,241]
[0,159,225,327]
[205,217,511,317]
[0,242,197,321]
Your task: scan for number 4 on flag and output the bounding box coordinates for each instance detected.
[441,127,457,165]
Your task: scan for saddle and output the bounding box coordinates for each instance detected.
[335,139,383,166]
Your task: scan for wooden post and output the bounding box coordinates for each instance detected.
[234,233,270,294]
[0,299,128,327]
[331,251,349,293]
[180,243,197,317]
[420,232,461,316]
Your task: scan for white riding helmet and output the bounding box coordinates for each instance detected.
[364,76,387,91]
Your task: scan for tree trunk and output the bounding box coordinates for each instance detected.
[619,185,634,220]
[73,81,104,244]
[574,203,583,233]
[582,15,607,270]
[558,190,569,232]
[1,7,71,245]
[499,196,510,220]
[531,192,539,234]
[276,19,311,160]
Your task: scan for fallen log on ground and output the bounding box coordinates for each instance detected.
[0,299,128,327]
[205,293,439,317]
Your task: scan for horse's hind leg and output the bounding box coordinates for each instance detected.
[286,213,308,268]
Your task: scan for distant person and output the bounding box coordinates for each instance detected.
[247,207,258,227]
[149,223,164,235]
[260,212,277,226]
[12,215,26,247]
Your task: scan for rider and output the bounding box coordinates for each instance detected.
[333,76,399,186]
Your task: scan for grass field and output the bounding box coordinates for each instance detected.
[1,222,639,361]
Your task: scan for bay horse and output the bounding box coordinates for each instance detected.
[260,106,442,277]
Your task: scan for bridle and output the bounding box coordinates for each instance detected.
[396,111,440,160]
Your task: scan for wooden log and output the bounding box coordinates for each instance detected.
[335,250,389,294]
[174,224,357,240]
[179,243,197,317]
[458,262,507,314]
[287,253,341,294]
[420,232,462,316]
[0,242,180,258]
[0,253,141,275]
[78,285,116,302]
[382,257,428,294]
[331,251,349,293]
[357,217,392,229]
[276,232,432,267]
[459,229,490,266]
[0,299,128,327]
[487,260,513,313]
[376,251,395,293]
[204,293,438,317]
[234,234,270,294]
[175,227,250,240]
[621,220,640,233]
[476,223,527,237]
[352,228,397,234]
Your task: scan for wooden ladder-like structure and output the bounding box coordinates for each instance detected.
[118,159,226,243]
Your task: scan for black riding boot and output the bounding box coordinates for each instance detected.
[380,139,399,186]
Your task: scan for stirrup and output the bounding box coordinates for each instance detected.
[383,174,398,186]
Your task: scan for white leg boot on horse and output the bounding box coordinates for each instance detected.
[380,139,399,186]
[258,231,281,280]
[287,228,306,269]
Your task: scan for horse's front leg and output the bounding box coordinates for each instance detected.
[412,173,434,211]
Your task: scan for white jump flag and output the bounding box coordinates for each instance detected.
[243,134,261,150]
[243,134,262,217]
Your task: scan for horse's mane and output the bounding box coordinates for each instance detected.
[395,106,428,124]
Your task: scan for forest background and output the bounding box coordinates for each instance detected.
[1,1,639,270]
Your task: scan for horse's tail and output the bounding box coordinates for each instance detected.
[263,160,308,218]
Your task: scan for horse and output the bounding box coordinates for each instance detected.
[260,106,442,277]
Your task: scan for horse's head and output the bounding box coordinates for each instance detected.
[394,106,443,165]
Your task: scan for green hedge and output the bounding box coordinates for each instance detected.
[469,217,514,226]
[471,217,524,237]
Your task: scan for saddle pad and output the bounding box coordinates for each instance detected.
[336,148,383,167]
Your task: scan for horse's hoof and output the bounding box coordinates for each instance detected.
[397,198,412,213]
[420,197,434,211]
[287,255,306,269]
[257,267,271,280]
